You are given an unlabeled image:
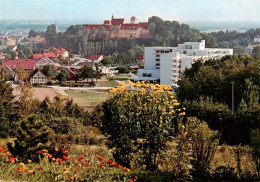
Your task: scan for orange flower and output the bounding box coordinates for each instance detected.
[123,168,130,172]
[36,151,42,154]
[106,159,113,163]
[63,149,70,154]
[134,176,138,180]
[27,159,32,163]
[56,158,62,162]
[127,180,133,182]
[9,157,15,164]
[117,164,123,169]
[37,167,43,171]
[62,156,69,160]
[99,162,104,167]
[97,155,103,161]
[0,148,5,152]
[47,154,53,158]
[17,167,24,172]
[55,148,59,152]
[42,149,48,153]
[28,170,34,174]
[6,152,11,156]
[110,163,117,167]
[70,176,75,181]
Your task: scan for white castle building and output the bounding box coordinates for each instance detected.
[130,40,233,87]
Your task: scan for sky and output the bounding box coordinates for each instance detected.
[0,0,260,24]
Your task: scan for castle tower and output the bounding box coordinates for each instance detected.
[131,16,137,24]
[111,15,114,20]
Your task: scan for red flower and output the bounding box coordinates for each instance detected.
[97,155,104,161]
[127,179,134,182]
[117,164,123,168]
[110,163,117,167]
[0,148,5,152]
[9,157,15,164]
[37,167,43,171]
[56,158,62,162]
[62,149,70,154]
[83,163,89,167]
[36,151,42,154]
[106,159,113,163]
[62,156,69,160]
[134,176,138,180]
[123,168,130,172]
[6,152,11,156]
[99,162,104,167]
[77,157,84,161]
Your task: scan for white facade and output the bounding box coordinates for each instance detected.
[254,35,260,43]
[131,40,233,86]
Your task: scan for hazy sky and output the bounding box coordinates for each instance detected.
[0,0,260,24]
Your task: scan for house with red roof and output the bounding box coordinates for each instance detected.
[82,15,151,39]
[52,47,69,58]
[2,59,36,80]
[88,54,103,63]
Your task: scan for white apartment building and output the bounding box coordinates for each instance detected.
[130,40,233,87]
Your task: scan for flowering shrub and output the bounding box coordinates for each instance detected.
[0,148,136,181]
[102,81,185,170]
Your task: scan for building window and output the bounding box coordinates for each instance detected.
[183,51,187,54]
[147,73,152,77]
[143,73,147,77]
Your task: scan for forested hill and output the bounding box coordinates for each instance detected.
[12,16,260,63]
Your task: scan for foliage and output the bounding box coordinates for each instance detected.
[102,81,185,170]
[56,69,69,83]
[41,65,54,78]
[253,45,260,56]
[185,117,220,177]
[7,114,53,161]
[0,147,136,182]
[0,71,18,138]
[250,129,260,178]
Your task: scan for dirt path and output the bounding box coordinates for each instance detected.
[13,86,60,101]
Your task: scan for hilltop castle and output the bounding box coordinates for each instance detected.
[83,15,151,39]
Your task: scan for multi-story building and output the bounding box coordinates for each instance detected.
[83,15,151,39]
[130,40,233,87]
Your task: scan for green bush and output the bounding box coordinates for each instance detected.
[102,82,185,170]
[7,114,54,161]
[185,117,220,177]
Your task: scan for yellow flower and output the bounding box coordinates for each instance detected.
[168,106,173,109]
[160,116,163,120]
[28,170,34,174]
[170,96,174,99]
[120,115,124,118]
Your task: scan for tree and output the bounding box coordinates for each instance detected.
[253,45,260,56]
[56,69,69,83]
[80,66,95,82]
[0,71,17,138]
[42,65,54,78]
[7,114,53,161]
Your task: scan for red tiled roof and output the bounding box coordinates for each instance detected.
[111,18,124,27]
[121,24,139,30]
[43,52,58,59]
[255,34,260,38]
[88,54,102,60]
[2,59,36,70]
[135,54,144,59]
[29,54,44,60]
[138,22,148,29]
[52,47,68,55]
[103,20,111,25]
[82,24,111,31]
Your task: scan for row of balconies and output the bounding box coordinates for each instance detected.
[155,49,173,53]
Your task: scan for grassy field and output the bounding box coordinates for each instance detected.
[66,89,109,110]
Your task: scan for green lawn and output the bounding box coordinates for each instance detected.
[66,90,109,110]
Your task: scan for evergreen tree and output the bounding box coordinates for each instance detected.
[0,71,17,138]
[7,114,53,161]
